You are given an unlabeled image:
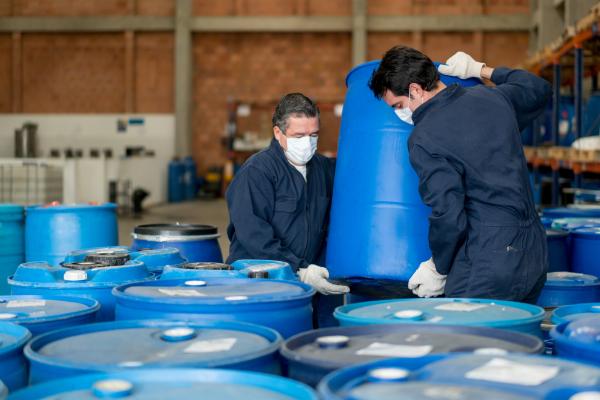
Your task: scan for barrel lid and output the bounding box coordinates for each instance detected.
[335,298,544,327]
[546,228,569,237]
[551,218,600,231]
[8,369,317,400]
[114,278,314,305]
[27,203,117,212]
[281,324,543,371]
[0,321,31,356]
[0,295,99,325]
[0,204,24,214]
[545,272,600,287]
[133,223,218,237]
[572,226,600,238]
[182,262,233,271]
[562,316,600,345]
[552,303,600,325]
[25,319,282,371]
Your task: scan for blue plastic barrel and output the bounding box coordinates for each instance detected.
[168,159,185,203]
[552,316,600,366]
[9,260,153,321]
[131,223,223,263]
[183,156,198,200]
[319,354,600,400]
[25,319,282,383]
[0,321,30,391]
[161,259,296,281]
[113,278,314,338]
[543,207,600,220]
[571,227,600,276]
[10,369,317,400]
[334,298,545,337]
[65,246,187,275]
[552,303,600,325]
[281,324,543,387]
[326,61,481,290]
[25,203,118,266]
[0,295,99,336]
[546,229,570,272]
[551,218,600,231]
[0,205,24,295]
[537,272,600,308]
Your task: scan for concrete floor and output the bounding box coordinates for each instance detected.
[118,199,230,259]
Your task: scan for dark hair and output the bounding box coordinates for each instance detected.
[272,93,319,133]
[369,46,440,99]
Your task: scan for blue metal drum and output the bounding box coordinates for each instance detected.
[281,324,543,387]
[0,321,30,391]
[552,303,600,325]
[25,319,283,383]
[334,298,545,337]
[0,295,99,336]
[552,316,600,366]
[168,159,185,203]
[543,207,600,220]
[65,246,187,275]
[131,223,223,263]
[326,61,481,293]
[571,227,600,276]
[0,204,24,295]
[9,260,153,321]
[25,203,118,266]
[160,259,296,281]
[318,354,600,400]
[537,272,600,308]
[10,369,317,400]
[113,278,314,338]
[546,229,570,272]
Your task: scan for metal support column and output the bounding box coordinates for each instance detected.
[573,45,584,189]
[551,61,561,206]
[352,0,367,67]
[174,0,193,158]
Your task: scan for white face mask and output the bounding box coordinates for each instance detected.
[284,136,318,165]
[394,107,413,125]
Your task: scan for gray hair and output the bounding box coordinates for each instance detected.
[272,93,320,134]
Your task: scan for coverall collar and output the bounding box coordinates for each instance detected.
[412,83,465,125]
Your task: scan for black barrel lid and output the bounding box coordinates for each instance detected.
[134,224,218,237]
[85,250,131,266]
[63,261,108,271]
[182,262,233,271]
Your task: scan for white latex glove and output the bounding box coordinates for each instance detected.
[408,258,446,298]
[437,51,485,80]
[298,264,350,295]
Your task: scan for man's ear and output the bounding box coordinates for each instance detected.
[273,125,282,139]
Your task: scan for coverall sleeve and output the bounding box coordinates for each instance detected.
[226,166,309,271]
[491,67,552,131]
[409,143,468,275]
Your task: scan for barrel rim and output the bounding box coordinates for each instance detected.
[545,272,600,287]
[24,319,283,372]
[132,223,218,237]
[0,294,100,325]
[550,318,600,356]
[26,203,117,212]
[0,321,31,357]
[551,302,600,325]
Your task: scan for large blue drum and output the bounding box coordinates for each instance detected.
[571,227,600,276]
[0,321,30,391]
[0,205,24,295]
[25,203,118,266]
[537,272,600,308]
[546,229,569,272]
[552,316,600,366]
[326,61,480,293]
[131,223,223,263]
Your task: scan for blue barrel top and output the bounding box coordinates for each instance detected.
[552,303,600,325]
[318,354,600,400]
[537,272,600,308]
[326,60,481,285]
[552,316,600,366]
[0,321,31,391]
[161,259,296,281]
[10,368,318,400]
[0,295,99,335]
[543,207,600,220]
[335,298,544,335]
[25,319,282,382]
[552,218,600,230]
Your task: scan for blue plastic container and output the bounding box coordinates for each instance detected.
[0,294,99,336]
[10,368,317,400]
[547,229,570,272]
[334,298,545,337]
[326,61,480,288]
[0,204,24,295]
[571,227,600,276]
[9,260,153,321]
[65,246,187,275]
[131,223,223,263]
[168,158,185,203]
[537,272,600,308]
[25,319,283,383]
[552,303,600,325]
[551,218,600,231]
[552,316,600,366]
[318,354,600,400]
[113,278,314,338]
[161,259,296,281]
[25,203,118,266]
[543,207,600,220]
[281,323,543,387]
[183,156,198,200]
[540,217,553,228]
[0,321,30,391]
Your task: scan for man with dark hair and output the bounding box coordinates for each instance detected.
[369,47,551,303]
[226,93,349,297]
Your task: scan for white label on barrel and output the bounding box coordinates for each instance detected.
[184,338,237,353]
[7,300,46,308]
[356,342,433,358]
[465,358,559,386]
[157,289,206,297]
[434,303,488,312]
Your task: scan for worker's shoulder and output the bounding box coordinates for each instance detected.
[237,147,281,178]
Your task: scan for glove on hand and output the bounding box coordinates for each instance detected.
[298,264,350,295]
[407,258,446,298]
[437,51,485,80]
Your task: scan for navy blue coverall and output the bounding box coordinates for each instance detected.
[408,67,552,303]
